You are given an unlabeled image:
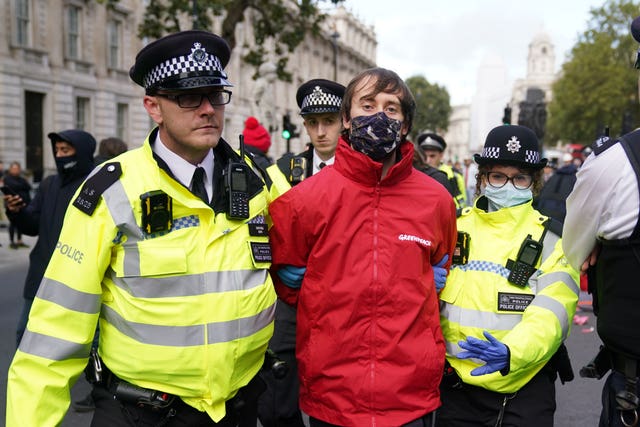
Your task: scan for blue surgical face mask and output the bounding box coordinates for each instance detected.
[484,183,532,210]
[349,112,402,160]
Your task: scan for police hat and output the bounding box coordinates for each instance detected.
[129,30,232,92]
[417,132,446,152]
[474,125,547,170]
[296,79,345,116]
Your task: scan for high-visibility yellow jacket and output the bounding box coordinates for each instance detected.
[7,129,277,426]
[439,163,467,208]
[439,198,579,393]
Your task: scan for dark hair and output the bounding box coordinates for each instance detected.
[340,67,416,141]
[99,137,128,158]
[474,164,543,199]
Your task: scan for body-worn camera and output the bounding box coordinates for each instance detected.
[289,156,307,185]
[140,191,172,234]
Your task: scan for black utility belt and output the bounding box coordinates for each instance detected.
[90,357,176,409]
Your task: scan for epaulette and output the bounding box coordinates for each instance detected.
[592,135,618,156]
[73,162,122,216]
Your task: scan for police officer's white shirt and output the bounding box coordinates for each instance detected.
[153,134,215,201]
[563,143,640,271]
[313,150,334,175]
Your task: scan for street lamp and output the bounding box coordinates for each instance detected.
[192,0,198,29]
[330,31,339,81]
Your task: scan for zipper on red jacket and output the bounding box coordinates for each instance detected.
[369,183,382,426]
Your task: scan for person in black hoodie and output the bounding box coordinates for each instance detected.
[4,129,96,346]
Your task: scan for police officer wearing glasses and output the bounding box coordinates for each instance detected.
[6,30,276,427]
[437,124,579,427]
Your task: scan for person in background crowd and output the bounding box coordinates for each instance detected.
[437,124,579,427]
[4,129,96,347]
[413,140,455,194]
[94,137,128,165]
[562,18,640,427]
[3,161,32,249]
[258,78,345,427]
[534,152,578,229]
[242,116,273,171]
[269,67,457,427]
[462,157,478,207]
[266,78,345,200]
[6,30,276,427]
[417,132,467,208]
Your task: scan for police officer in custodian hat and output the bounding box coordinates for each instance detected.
[7,30,276,427]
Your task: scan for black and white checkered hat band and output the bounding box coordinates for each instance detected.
[481,147,500,159]
[301,91,342,111]
[481,147,541,164]
[524,150,540,163]
[143,54,226,89]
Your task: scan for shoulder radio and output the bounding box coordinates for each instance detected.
[225,135,251,220]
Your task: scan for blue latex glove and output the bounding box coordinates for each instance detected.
[457,331,509,376]
[433,254,449,292]
[277,265,307,289]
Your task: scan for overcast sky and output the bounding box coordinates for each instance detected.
[341,0,609,105]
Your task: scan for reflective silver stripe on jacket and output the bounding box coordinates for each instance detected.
[441,303,522,331]
[35,277,101,314]
[529,294,571,339]
[537,270,579,295]
[106,267,269,298]
[102,181,144,277]
[19,330,91,360]
[102,302,275,347]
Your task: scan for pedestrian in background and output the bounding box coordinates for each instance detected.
[258,78,345,427]
[269,67,457,426]
[6,30,276,427]
[437,124,579,427]
[242,116,273,170]
[3,129,96,347]
[417,132,467,208]
[94,136,128,165]
[3,161,32,249]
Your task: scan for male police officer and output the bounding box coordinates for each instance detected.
[259,78,345,427]
[6,30,276,427]
[418,132,467,208]
[267,78,345,199]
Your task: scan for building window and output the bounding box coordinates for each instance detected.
[67,6,81,59]
[116,103,128,140]
[108,20,121,69]
[15,0,30,46]
[75,97,90,130]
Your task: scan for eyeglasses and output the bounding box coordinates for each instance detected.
[485,171,533,190]
[156,90,232,108]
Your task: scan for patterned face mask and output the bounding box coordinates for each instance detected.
[349,112,402,161]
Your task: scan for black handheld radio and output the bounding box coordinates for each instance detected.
[507,234,543,287]
[225,135,251,220]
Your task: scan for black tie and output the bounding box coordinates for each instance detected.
[191,167,209,204]
[319,162,326,169]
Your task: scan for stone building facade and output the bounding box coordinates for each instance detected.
[0,1,375,179]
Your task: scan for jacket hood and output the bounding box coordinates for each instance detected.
[48,129,96,179]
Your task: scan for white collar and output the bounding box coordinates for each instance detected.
[152,134,215,198]
[313,150,334,175]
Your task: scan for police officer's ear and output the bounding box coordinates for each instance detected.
[143,95,164,125]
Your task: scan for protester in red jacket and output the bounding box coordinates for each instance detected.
[269,67,457,427]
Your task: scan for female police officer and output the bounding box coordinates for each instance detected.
[437,124,579,427]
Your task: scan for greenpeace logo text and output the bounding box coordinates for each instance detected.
[398,234,432,248]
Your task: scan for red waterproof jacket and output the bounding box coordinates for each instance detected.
[269,138,457,426]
